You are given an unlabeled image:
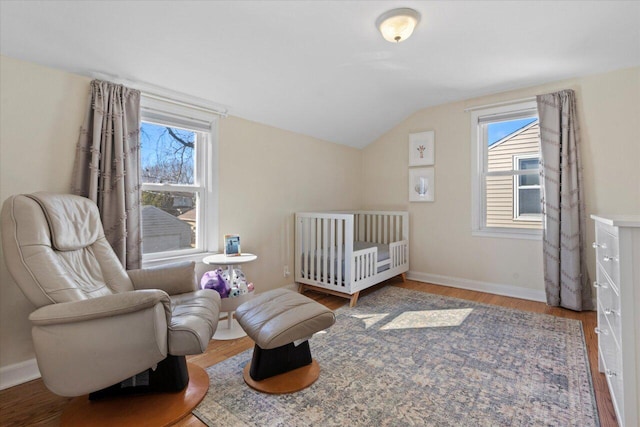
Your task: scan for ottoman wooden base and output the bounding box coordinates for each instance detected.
[243,359,320,394]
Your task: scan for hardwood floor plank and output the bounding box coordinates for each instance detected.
[0,280,617,427]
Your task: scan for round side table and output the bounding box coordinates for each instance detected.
[202,253,257,340]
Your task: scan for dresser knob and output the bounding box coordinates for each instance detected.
[603,256,618,262]
[604,308,618,316]
[606,369,617,378]
[593,281,608,289]
[594,328,608,335]
[592,242,607,249]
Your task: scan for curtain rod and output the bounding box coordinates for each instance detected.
[87,71,229,118]
[463,96,537,112]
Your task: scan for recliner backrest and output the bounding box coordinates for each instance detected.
[1,192,134,307]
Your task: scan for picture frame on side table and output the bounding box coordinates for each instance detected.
[224,234,241,256]
[409,167,435,202]
[409,131,435,166]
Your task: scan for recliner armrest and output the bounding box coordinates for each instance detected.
[28,290,171,326]
[128,261,198,295]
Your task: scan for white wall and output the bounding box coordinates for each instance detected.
[362,67,640,298]
[0,55,362,383]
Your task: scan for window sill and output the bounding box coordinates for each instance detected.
[142,251,219,268]
[513,216,542,222]
[472,229,542,240]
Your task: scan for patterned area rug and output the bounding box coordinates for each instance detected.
[193,286,599,426]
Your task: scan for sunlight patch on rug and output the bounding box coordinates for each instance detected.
[379,308,473,330]
[194,286,599,427]
[350,312,389,328]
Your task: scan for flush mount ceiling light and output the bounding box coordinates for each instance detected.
[376,8,421,43]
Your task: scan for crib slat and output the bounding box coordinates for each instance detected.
[322,218,328,284]
[383,215,388,244]
[302,217,307,279]
[365,215,370,242]
[337,219,343,287]
[301,218,307,279]
[316,219,322,281]
[309,218,313,279]
[330,219,335,285]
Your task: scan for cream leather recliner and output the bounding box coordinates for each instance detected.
[1,192,221,398]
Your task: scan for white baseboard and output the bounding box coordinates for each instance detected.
[407,271,546,303]
[0,358,41,390]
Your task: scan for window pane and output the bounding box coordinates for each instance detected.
[517,157,540,186]
[141,191,197,254]
[141,122,195,185]
[487,118,537,146]
[485,175,541,228]
[485,175,514,228]
[487,118,538,172]
[519,173,540,186]
[519,158,538,170]
[518,188,542,215]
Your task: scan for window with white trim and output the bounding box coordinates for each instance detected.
[471,100,542,239]
[140,96,219,261]
[513,154,542,221]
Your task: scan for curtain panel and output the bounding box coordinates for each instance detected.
[71,79,142,270]
[537,89,592,311]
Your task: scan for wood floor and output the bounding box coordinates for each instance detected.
[0,279,618,427]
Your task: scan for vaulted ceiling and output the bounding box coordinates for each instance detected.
[1,1,638,148]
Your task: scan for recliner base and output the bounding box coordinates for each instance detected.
[89,355,189,400]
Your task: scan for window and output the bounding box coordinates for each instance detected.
[471,100,542,239]
[513,154,541,220]
[140,96,219,262]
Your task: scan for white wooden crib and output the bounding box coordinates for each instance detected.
[295,211,409,307]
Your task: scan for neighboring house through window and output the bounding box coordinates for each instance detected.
[140,95,219,262]
[513,154,542,220]
[471,100,542,239]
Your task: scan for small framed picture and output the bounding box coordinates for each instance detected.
[409,131,435,166]
[409,167,435,202]
[224,234,241,256]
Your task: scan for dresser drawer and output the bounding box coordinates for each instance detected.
[595,265,621,343]
[594,223,620,288]
[597,309,625,421]
[595,263,620,306]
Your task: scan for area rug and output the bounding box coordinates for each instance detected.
[193,286,599,426]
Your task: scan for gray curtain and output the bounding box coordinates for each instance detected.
[71,80,142,270]
[537,89,592,311]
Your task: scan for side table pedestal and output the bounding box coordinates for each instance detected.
[213,291,255,340]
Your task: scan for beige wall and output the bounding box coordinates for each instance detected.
[0,56,91,368]
[0,56,362,371]
[213,115,362,293]
[362,67,640,293]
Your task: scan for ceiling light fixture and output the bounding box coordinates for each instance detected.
[376,8,421,43]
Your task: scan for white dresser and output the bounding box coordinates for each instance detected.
[591,215,640,427]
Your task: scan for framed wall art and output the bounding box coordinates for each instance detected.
[409,167,435,202]
[409,131,435,166]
